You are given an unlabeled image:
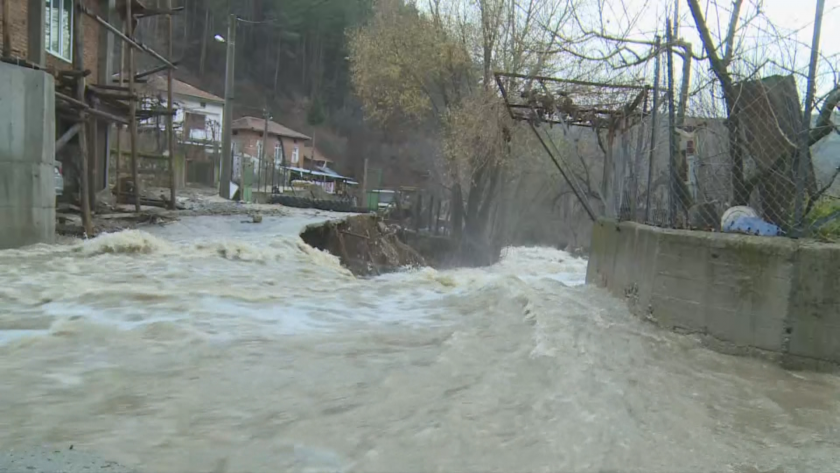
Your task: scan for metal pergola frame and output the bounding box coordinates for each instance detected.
[494,71,652,222]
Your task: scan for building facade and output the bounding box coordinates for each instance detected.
[141,75,225,186]
[1,0,112,84]
[1,0,121,197]
[231,116,311,172]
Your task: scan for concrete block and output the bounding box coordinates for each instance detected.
[787,319,840,364]
[587,218,840,368]
[787,243,840,362]
[705,304,752,347]
[585,221,607,285]
[789,243,840,325]
[636,224,660,310]
[0,63,55,249]
[650,294,704,332]
[652,272,705,305]
[610,223,639,298]
[586,220,619,288]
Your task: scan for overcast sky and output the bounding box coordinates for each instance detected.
[605,0,840,96]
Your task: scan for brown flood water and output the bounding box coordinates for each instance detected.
[0,214,838,473]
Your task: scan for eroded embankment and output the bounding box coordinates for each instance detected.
[300,214,427,276]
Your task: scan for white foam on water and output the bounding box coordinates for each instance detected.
[0,215,838,473]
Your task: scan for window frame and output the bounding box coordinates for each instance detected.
[46,0,74,63]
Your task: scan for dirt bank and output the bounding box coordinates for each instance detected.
[300,214,426,276]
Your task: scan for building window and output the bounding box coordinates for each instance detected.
[46,0,74,62]
[274,143,282,162]
[185,112,206,132]
[291,146,300,164]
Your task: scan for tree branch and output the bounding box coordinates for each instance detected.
[722,0,745,66]
[809,86,840,146]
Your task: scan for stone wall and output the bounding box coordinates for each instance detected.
[0,63,56,249]
[587,220,840,369]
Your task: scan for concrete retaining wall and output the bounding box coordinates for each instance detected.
[587,220,840,369]
[0,63,55,249]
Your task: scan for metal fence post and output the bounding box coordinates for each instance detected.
[794,0,826,236]
[645,36,662,224]
[666,17,679,228]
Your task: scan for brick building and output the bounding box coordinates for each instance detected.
[1,0,113,84]
[231,116,312,169]
[1,0,123,196]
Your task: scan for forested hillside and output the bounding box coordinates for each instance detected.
[133,0,435,187]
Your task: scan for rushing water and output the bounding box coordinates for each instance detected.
[1,212,839,473]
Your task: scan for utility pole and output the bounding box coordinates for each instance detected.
[361,157,369,210]
[310,129,317,170]
[219,13,237,199]
[167,0,176,209]
[261,106,270,193]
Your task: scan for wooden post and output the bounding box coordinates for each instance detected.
[435,199,442,235]
[115,40,125,196]
[2,0,11,58]
[427,195,434,233]
[74,1,93,236]
[414,194,421,233]
[167,0,176,209]
[88,110,98,208]
[361,157,368,210]
[261,108,270,193]
[127,0,140,212]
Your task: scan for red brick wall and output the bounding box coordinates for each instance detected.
[1,0,30,58]
[233,130,310,167]
[1,0,102,84]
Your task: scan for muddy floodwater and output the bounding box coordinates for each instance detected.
[1,212,839,473]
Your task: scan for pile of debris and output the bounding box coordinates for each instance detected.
[56,190,176,238]
[300,215,426,276]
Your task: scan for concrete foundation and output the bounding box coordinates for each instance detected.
[587,220,840,370]
[0,62,56,249]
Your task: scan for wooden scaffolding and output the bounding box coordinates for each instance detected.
[1,0,182,236]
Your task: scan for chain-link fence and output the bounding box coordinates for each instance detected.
[495,19,839,243]
[616,68,840,240]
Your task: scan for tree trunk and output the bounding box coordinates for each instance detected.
[182,0,189,46]
[273,42,282,95]
[451,183,464,240]
[732,75,810,226]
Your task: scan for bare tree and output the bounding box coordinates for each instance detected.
[686,0,839,226]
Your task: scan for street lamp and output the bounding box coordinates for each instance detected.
[218,14,237,199]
